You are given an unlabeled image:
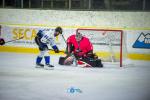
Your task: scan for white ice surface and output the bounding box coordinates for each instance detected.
[0,52,150,100]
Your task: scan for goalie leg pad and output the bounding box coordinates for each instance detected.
[59,56,74,65]
[95,59,103,67]
[59,57,66,65]
[82,57,103,67]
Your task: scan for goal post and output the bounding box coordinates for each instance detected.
[76,28,126,67]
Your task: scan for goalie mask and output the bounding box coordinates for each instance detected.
[76,32,83,42]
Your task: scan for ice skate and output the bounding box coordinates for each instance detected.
[44,64,54,70]
[35,63,44,68]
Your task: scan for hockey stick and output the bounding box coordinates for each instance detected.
[48,48,65,53]
[61,34,67,44]
[5,36,24,44]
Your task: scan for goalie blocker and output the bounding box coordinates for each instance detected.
[59,54,103,68]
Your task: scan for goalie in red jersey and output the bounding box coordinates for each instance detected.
[59,32,103,67]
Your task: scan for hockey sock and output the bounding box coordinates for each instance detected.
[44,56,50,65]
[36,56,43,64]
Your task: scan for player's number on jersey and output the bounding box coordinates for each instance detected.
[41,35,51,44]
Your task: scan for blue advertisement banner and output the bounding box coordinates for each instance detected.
[133,32,150,49]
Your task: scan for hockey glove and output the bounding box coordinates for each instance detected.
[52,45,59,53]
[0,38,5,45]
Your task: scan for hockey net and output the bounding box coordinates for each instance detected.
[76,28,128,67]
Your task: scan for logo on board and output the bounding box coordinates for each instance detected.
[132,32,150,49]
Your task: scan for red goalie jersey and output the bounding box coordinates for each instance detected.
[67,32,93,57]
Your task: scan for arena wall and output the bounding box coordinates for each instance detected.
[0,9,150,61]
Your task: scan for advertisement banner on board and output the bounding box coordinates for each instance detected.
[0,25,75,50]
[132,32,150,49]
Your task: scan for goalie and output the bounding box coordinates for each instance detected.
[59,32,103,68]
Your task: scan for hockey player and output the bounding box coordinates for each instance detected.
[67,32,93,59]
[59,32,103,67]
[0,38,5,45]
[35,26,62,69]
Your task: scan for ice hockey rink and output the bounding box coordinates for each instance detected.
[0,52,150,100]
